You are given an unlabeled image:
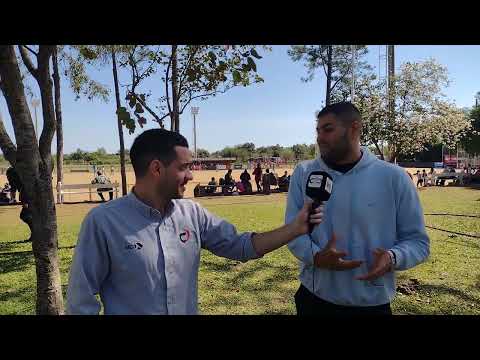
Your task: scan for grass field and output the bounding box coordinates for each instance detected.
[0,186,479,315]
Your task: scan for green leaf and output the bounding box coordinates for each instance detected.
[140,94,146,102]
[208,51,217,62]
[135,103,144,114]
[138,117,147,128]
[247,57,257,72]
[242,64,250,72]
[250,49,262,59]
[232,70,241,84]
[79,47,98,60]
[129,97,136,109]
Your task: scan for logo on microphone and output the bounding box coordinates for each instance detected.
[308,174,323,188]
[325,177,333,194]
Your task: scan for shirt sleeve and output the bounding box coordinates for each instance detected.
[286,164,321,265]
[390,170,430,270]
[197,204,262,262]
[66,209,110,315]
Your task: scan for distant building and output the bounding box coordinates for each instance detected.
[191,157,237,170]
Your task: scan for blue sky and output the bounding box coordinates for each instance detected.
[1,45,479,155]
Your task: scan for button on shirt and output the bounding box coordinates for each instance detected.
[66,192,261,315]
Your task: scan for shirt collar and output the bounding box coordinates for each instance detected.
[126,191,175,220]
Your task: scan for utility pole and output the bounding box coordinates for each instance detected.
[191,106,199,159]
[387,45,395,162]
[351,45,356,103]
[387,45,395,117]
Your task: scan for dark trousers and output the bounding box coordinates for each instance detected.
[98,189,113,201]
[255,179,262,192]
[294,284,392,316]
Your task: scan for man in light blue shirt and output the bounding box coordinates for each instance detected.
[286,102,430,315]
[66,129,322,315]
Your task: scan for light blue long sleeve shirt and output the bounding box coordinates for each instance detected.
[286,148,430,306]
[66,192,261,315]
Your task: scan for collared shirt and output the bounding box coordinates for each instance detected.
[66,192,261,315]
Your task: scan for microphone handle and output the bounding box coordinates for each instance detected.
[308,200,322,234]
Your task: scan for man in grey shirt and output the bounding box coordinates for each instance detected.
[66,129,322,315]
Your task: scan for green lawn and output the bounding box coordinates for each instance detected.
[0,187,479,315]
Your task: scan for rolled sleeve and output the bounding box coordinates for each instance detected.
[198,206,262,262]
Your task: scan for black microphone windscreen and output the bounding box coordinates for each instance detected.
[306,171,333,203]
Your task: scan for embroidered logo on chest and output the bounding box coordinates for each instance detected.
[125,242,143,250]
[179,228,191,243]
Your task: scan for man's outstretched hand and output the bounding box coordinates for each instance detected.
[355,248,393,281]
[314,233,363,271]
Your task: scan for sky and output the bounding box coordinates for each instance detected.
[1,45,480,155]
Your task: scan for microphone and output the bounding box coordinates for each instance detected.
[305,171,333,233]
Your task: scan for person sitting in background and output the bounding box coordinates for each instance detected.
[206,177,217,194]
[278,170,290,192]
[91,171,114,202]
[240,169,252,193]
[224,169,235,186]
[0,183,11,204]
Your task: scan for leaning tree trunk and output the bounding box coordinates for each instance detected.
[52,47,64,196]
[325,45,333,106]
[111,50,128,196]
[373,141,385,160]
[0,45,64,314]
[171,45,180,133]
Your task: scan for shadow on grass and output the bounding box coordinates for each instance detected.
[441,237,480,251]
[417,284,480,306]
[199,258,297,313]
[0,239,31,253]
[0,251,34,273]
[0,286,35,314]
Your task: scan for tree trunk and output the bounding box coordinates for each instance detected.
[171,45,180,132]
[111,50,128,196]
[0,45,64,315]
[373,141,385,160]
[52,47,64,194]
[325,45,333,106]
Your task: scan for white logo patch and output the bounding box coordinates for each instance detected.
[308,174,323,188]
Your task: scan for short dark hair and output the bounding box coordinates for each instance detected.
[130,129,189,177]
[316,102,361,125]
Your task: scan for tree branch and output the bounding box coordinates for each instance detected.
[36,45,56,163]
[178,88,229,115]
[318,50,328,78]
[18,45,38,79]
[0,45,35,167]
[129,91,163,124]
[178,46,200,96]
[24,45,38,56]
[0,111,17,165]
[165,54,173,120]
[330,74,345,93]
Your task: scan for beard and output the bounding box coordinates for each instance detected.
[156,179,184,200]
[318,131,353,164]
